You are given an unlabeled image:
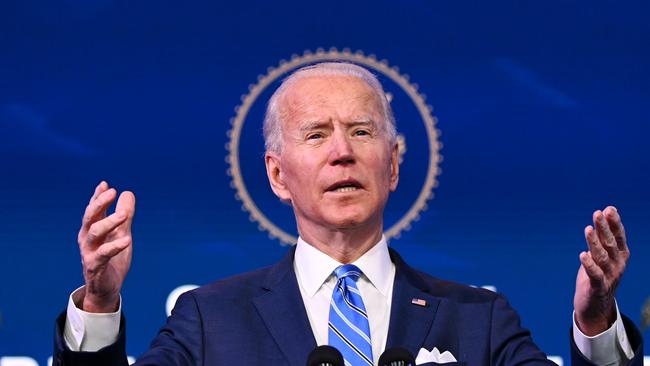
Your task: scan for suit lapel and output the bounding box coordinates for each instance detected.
[252,247,443,364]
[253,248,317,366]
[385,249,440,358]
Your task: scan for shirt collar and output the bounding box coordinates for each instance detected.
[294,235,393,298]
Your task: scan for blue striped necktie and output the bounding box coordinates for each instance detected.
[328,264,373,366]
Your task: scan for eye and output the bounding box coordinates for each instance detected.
[307,133,323,140]
[354,129,370,136]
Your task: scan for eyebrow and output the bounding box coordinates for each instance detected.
[298,118,377,133]
[347,119,376,128]
[343,119,379,132]
[299,121,329,133]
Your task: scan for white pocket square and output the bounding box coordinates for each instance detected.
[415,347,458,364]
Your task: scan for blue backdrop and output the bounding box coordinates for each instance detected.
[1,1,649,365]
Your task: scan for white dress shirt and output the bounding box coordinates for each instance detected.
[294,236,395,364]
[65,237,634,365]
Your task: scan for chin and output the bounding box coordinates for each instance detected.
[324,208,378,230]
[331,218,365,230]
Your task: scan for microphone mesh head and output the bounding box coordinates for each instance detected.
[378,347,415,366]
[307,345,345,366]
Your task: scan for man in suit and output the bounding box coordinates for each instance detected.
[54,62,643,365]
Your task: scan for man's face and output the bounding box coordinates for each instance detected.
[265,75,399,234]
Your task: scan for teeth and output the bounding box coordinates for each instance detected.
[334,186,358,192]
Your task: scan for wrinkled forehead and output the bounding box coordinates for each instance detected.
[277,75,384,120]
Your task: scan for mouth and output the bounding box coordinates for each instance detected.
[326,179,363,193]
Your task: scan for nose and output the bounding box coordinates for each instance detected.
[328,129,355,166]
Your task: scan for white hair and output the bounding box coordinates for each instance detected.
[263,62,397,154]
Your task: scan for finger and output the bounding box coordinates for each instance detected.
[81,182,110,238]
[79,188,117,243]
[88,181,108,204]
[93,236,132,266]
[84,211,128,249]
[579,251,605,288]
[114,191,136,235]
[81,188,117,231]
[593,210,619,261]
[584,224,611,270]
[604,206,629,255]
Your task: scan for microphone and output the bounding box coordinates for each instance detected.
[306,345,344,366]
[378,347,415,366]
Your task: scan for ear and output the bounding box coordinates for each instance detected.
[389,142,400,192]
[265,151,292,202]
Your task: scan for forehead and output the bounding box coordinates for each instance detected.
[278,75,383,121]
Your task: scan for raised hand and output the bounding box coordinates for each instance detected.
[573,206,630,335]
[77,181,136,313]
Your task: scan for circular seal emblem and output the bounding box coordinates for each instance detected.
[226,48,441,245]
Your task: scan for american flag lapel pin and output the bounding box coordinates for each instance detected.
[411,298,427,307]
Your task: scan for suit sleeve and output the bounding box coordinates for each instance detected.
[570,314,645,366]
[53,291,204,366]
[489,294,557,365]
[53,311,129,366]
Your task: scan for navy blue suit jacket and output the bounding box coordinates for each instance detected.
[53,248,644,365]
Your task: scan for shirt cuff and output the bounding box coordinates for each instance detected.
[63,286,122,352]
[572,301,635,365]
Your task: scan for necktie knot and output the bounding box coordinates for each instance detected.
[334,264,362,282]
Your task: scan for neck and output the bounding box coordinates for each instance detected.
[297,220,383,264]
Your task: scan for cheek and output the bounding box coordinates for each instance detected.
[280,154,303,182]
[282,159,317,195]
[369,155,393,184]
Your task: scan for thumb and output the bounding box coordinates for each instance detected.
[115,191,136,231]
